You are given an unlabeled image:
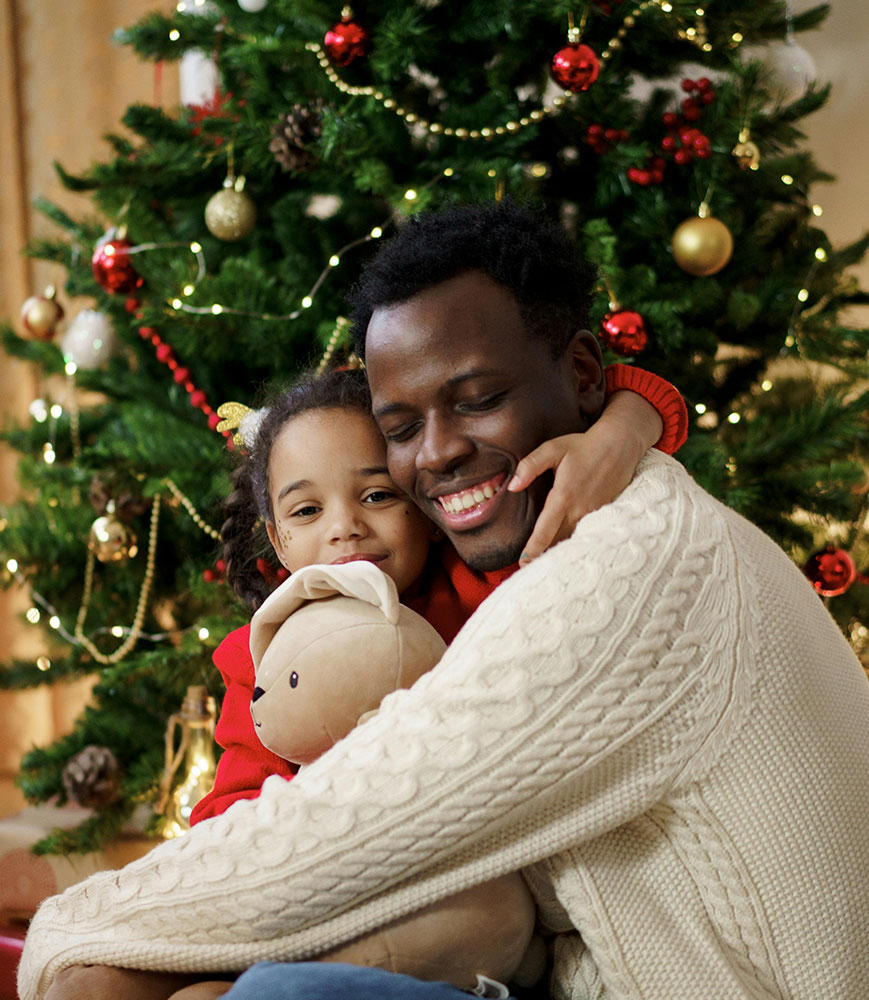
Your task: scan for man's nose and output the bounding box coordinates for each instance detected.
[415,414,474,474]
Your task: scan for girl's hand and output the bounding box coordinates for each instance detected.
[508,390,664,565]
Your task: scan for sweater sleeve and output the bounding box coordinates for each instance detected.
[190,625,296,825]
[19,456,748,1000]
[604,363,689,455]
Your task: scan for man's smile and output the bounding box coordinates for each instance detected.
[429,473,511,531]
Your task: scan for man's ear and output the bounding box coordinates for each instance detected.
[265,520,291,570]
[564,330,606,428]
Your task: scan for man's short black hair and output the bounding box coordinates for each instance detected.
[349,199,598,359]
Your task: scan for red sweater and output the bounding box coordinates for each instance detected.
[190,365,687,824]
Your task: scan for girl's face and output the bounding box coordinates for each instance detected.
[265,407,435,594]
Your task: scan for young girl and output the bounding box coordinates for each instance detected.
[191,362,687,824]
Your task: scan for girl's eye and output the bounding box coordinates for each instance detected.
[290,504,320,518]
[364,490,397,504]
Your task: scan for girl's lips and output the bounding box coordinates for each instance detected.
[330,553,387,565]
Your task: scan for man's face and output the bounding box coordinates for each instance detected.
[365,270,599,571]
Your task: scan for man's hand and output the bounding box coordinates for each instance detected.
[508,390,663,565]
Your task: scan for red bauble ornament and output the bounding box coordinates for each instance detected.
[92,234,143,295]
[803,547,857,597]
[599,310,648,357]
[551,43,600,92]
[324,15,369,67]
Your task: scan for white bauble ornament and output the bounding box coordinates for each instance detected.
[61,310,116,369]
[238,0,267,10]
[761,39,817,102]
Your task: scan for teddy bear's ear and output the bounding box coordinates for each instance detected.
[250,562,400,666]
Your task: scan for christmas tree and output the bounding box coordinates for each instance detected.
[1,0,867,853]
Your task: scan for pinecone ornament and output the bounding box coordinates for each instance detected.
[61,745,123,808]
[269,101,324,172]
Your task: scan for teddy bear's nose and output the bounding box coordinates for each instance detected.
[252,686,265,703]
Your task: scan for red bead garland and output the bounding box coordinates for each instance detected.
[138,325,227,436]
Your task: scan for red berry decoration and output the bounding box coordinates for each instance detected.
[599,310,648,357]
[803,547,857,597]
[551,43,600,93]
[324,13,369,67]
[92,233,143,295]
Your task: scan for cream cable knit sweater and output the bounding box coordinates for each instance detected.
[20,453,869,1000]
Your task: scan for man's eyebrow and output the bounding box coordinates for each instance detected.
[372,368,504,420]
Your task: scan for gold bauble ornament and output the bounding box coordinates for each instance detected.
[21,286,64,340]
[89,501,138,563]
[671,208,734,277]
[204,175,257,241]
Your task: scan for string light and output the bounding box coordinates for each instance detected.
[198,627,210,640]
[694,403,707,414]
[728,412,741,424]
[26,607,40,624]
[36,656,50,671]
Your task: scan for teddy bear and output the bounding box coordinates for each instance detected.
[247,561,543,995]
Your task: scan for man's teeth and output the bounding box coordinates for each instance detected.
[438,483,496,513]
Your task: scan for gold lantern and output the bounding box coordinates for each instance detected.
[158,685,217,838]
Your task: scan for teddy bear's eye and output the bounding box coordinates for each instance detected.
[252,686,265,703]
[290,671,299,688]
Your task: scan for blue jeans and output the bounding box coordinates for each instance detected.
[222,962,515,999]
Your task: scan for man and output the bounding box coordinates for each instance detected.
[21,202,869,1000]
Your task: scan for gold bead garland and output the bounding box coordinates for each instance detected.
[306,0,667,141]
[74,494,161,665]
[164,479,221,541]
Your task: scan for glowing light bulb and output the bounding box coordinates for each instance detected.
[65,361,77,375]
[169,28,181,40]
[6,559,18,573]
[50,404,63,418]
[797,288,809,302]
[329,255,340,267]
[37,656,51,671]
[694,403,707,414]
[814,248,827,262]
[49,615,61,629]
[190,241,202,253]
[370,227,383,239]
[26,607,40,624]
[198,627,210,640]
[301,296,313,309]
[781,174,794,185]
[211,304,223,315]
[111,625,124,637]
[728,412,741,424]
